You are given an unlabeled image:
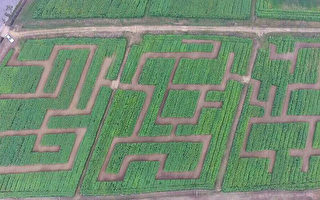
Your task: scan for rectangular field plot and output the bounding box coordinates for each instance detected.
[81,34,253,195]
[0,38,126,198]
[6,34,320,198]
[223,36,320,192]
[257,0,320,21]
[0,34,254,198]
[26,0,251,20]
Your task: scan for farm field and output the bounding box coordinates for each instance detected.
[24,0,251,20]
[223,36,320,191]
[0,37,126,198]
[0,34,253,198]
[257,0,320,21]
[2,33,320,198]
[81,34,252,195]
[3,0,320,198]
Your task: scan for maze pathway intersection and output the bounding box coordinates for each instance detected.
[0,38,130,198]
[79,35,255,196]
[0,35,293,197]
[223,39,320,192]
[240,42,320,173]
[98,39,249,181]
[0,44,118,174]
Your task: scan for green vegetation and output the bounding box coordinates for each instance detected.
[0,38,125,198]
[120,35,251,138]
[0,65,42,94]
[30,0,149,19]
[137,57,174,136]
[223,36,320,192]
[82,35,250,195]
[108,142,203,175]
[173,41,251,84]
[122,35,252,83]
[289,90,320,115]
[148,0,251,19]
[162,90,200,118]
[6,33,320,198]
[206,90,224,102]
[27,0,251,20]
[10,34,320,197]
[257,0,320,21]
[17,38,126,81]
[0,134,75,166]
[223,87,320,191]
[270,0,320,9]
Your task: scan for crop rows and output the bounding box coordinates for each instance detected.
[82,35,251,195]
[3,34,320,198]
[27,0,251,20]
[257,0,320,21]
[223,36,320,191]
[0,35,252,197]
[0,38,126,198]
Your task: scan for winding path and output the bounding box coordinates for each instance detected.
[2,27,320,199]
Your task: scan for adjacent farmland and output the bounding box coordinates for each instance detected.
[257,0,320,21]
[223,36,320,191]
[25,0,251,20]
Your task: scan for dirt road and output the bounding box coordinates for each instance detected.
[9,25,320,38]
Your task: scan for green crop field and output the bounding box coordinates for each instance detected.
[3,34,320,198]
[257,0,320,21]
[0,38,126,198]
[0,34,252,198]
[81,34,251,195]
[223,36,320,191]
[25,0,251,20]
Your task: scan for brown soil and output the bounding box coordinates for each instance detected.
[10,26,320,39]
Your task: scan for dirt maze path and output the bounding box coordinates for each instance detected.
[240,42,320,173]
[99,39,251,181]
[0,44,116,173]
[0,39,250,182]
[2,36,320,195]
